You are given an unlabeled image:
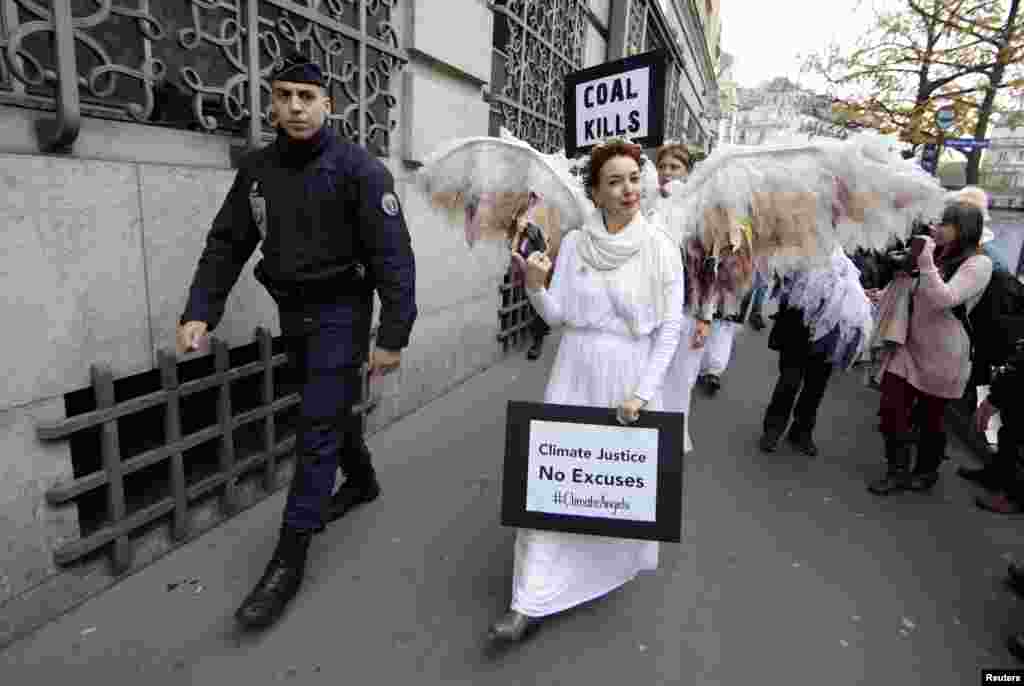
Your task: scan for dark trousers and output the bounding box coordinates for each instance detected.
[877,372,948,436]
[530,310,550,341]
[990,411,1024,500]
[763,346,834,438]
[280,299,374,532]
[877,372,949,473]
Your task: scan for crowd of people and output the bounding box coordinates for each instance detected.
[174,54,1023,661]
[501,142,1024,657]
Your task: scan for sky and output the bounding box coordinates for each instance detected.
[718,0,883,91]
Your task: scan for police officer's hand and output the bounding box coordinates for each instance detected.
[176,321,209,355]
[369,347,402,378]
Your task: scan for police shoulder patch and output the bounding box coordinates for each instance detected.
[381,192,400,217]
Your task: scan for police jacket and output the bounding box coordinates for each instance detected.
[181,125,417,351]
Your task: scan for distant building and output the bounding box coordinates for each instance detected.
[734,77,848,145]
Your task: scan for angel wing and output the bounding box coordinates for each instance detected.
[652,133,945,326]
[416,129,589,248]
[666,134,946,269]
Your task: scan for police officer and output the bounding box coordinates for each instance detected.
[175,52,417,629]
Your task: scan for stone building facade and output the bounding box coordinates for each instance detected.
[0,0,717,646]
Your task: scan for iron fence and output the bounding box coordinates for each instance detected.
[36,325,379,572]
[0,0,406,154]
[497,269,537,351]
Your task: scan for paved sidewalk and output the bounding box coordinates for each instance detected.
[3,322,1023,685]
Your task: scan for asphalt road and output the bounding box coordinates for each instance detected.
[2,315,1022,685]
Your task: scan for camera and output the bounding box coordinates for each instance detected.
[883,220,932,275]
[517,221,548,260]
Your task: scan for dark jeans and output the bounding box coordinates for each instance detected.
[763,346,834,438]
[279,298,374,532]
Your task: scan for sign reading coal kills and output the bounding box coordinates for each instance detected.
[564,50,667,158]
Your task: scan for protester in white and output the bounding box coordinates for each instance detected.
[488,140,685,643]
[647,142,706,453]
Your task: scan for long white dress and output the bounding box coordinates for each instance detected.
[511,214,685,618]
[647,194,700,455]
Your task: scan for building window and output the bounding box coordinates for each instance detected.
[0,0,407,155]
[489,0,587,153]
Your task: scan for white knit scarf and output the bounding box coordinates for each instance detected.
[575,208,677,336]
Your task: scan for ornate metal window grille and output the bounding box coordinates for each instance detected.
[664,64,688,142]
[626,0,647,56]
[488,0,587,154]
[35,327,379,571]
[489,1,586,352]
[0,0,406,155]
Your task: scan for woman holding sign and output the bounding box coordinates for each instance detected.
[491,140,685,643]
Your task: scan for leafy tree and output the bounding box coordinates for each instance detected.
[805,0,1024,182]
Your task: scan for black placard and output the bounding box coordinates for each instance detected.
[564,50,668,158]
[500,400,684,543]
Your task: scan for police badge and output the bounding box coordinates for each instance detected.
[249,180,267,239]
[381,192,400,217]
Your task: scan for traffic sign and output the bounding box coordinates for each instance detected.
[945,137,990,149]
[935,106,956,130]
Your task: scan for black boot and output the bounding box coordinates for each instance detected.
[759,427,783,453]
[750,312,766,331]
[957,464,1001,490]
[786,429,819,457]
[487,609,542,643]
[868,434,913,495]
[908,431,945,492]
[328,470,381,522]
[526,337,544,360]
[235,526,312,629]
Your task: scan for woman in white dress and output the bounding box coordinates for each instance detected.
[488,140,686,642]
[648,143,708,455]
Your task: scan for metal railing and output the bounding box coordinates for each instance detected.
[36,326,378,572]
[497,269,537,351]
[0,0,406,155]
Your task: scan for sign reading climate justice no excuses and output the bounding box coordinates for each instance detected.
[564,50,668,158]
[500,401,684,543]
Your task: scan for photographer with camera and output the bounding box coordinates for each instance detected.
[868,204,993,495]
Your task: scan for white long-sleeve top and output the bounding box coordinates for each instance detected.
[526,229,685,402]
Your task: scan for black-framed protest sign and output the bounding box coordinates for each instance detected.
[500,401,684,543]
[563,50,668,158]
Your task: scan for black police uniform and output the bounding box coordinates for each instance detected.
[182,119,417,532]
[180,53,415,629]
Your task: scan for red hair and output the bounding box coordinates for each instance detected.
[585,141,643,200]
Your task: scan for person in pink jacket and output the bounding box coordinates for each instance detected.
[868,203,993,495]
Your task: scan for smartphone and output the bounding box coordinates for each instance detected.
[517,222,547,260]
